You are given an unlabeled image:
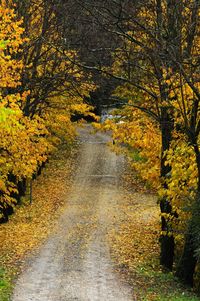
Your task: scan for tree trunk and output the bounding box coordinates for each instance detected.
[160,200,175,270]
[176,143,200,285]
[159,106,175,270]
[176,222,197,286]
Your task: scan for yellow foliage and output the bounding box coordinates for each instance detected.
[0,2,96,215]
[160,135,198,242]
[0,4,61,208]
[0,3,26,89]
[100,107,161,189]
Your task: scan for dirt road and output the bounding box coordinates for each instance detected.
[12,125,133,301]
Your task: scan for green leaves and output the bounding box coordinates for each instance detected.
[0,107,15,123]
[0,40,9,50]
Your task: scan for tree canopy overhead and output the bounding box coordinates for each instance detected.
[0,0,200,291]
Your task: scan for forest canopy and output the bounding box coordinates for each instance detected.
[1,0,200,291]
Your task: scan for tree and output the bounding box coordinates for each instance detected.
[0,1,96,222]
[75,0,199,276]
[0,3,50,221]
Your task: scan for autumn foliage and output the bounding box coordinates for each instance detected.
[94,0,200,288]
[0,2,95,221]
[1,0,200,295]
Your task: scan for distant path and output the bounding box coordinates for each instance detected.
[12,125,133,301]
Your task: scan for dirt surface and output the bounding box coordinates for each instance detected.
[12,125,134,301]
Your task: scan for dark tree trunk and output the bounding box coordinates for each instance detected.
[17,178,27,203]
[0,202,9,224]
[176,143,200,285]
[37,160,48,177]
[176,222,197,286]
[0,176,27,224]
[160,202,175,270]
[8,173,20,203]
[159,106,175,270]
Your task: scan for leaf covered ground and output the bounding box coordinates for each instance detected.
[0,142,77,301]
[0,135,199,301]
[108,167,199,300]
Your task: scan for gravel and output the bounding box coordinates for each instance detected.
[12,125,133,301]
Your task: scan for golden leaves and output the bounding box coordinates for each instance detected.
[0,4,26,89]
[160,137,198,243]
[100,107,161,189]
[0,143,75,268]
[0,2,96,214]
[108,189,160,299]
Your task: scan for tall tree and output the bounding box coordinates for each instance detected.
[67,0,200,276]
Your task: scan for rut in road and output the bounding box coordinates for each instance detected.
[12,125,133,301]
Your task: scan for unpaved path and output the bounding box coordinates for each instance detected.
[12,125,133,301]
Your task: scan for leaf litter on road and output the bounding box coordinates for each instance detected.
[0,143,77,299]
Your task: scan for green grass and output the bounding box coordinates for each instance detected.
[0,268,12,301]
[135,264,199,301]
[129,148,147,163]
[147,294,200,301]
[158,296,199,301]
